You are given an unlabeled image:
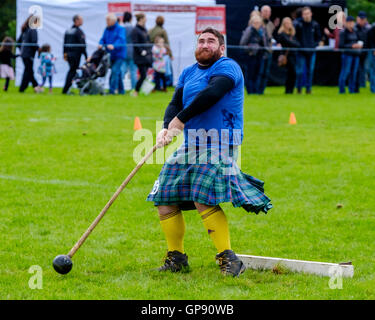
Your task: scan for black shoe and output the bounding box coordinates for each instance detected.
[216,250,246,277]
[158,250,190,273]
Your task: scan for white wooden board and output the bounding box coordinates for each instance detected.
[238,254,354,278]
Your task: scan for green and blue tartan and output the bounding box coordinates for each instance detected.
[147,146,272,214]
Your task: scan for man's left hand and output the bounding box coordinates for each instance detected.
[107,44,114,50]
[167,117,184,140]
[168,116,184,132]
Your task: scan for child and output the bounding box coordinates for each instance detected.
[152,36,167,91]
[0,37,17,92]
[38,44,56,93]
[78,48,106,80]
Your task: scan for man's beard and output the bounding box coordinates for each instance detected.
[195,47,222,66]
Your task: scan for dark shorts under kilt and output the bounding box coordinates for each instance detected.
[147,145,273,214]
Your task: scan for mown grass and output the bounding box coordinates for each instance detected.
[0,83,374,299]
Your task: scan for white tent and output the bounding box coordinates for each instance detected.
[16,0,216,87]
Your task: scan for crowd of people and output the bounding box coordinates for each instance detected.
[1,6,375,95]
[239,5,375,94]
[0,11,173,95]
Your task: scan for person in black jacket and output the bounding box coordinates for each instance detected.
[257,5,275,95]
[132,13,152,97]
[353,11,371,92]
[17,15,41,93]
[294,6,321,94]
[338,16,363,94]
[277,17,301,94]
[368,23,375,93]
[240,15,267,94]
[62,15,87,94]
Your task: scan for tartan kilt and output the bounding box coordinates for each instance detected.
[146,145,273,214]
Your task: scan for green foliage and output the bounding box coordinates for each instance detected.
[347,0,375,23]
[6,19,17,40]
[0,85,374,299]
[0,0,16,41]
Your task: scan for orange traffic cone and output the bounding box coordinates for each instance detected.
[289,112,297,125]
[134,116,142,130]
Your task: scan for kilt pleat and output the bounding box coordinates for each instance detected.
[147,146,272,214]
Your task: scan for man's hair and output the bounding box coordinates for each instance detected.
[73,14,80,23]
[106,13,117,22]
[123,11,132,23]
[135,13,145,22]
[198,27,225,46]
[302,6,312,13]
[156,16,164,26]
[260,5,271,12]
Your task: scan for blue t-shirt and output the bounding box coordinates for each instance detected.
[177,57,244,147]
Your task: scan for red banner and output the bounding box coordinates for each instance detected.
[108,2,132,21]
[133,4,195,12]
[195,6,226,35]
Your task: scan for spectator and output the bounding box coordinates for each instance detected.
[62,14,87,94]
[0,36,17,92]
[324,11,346,49]
[248,10,261,24]
[17,15,41,93]
[38,44,56,94]
[240,15,267,94]
[294,6,321,94]
[292,8,303,27]
[257,5,274,95]
[338,16,362,94]
[152,36,167,92]
[354,11,371,92]
[99,13,127,95]
[122,11,137,91]
[148,16,173,58]
[164,45,173,86]
[277,17,301,94]
[149,15,174,87]
[132,13,152,97]
[368,23,375,93]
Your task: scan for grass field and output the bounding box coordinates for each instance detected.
[1,83,374,300]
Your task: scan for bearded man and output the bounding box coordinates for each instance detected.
[147,27,272,277]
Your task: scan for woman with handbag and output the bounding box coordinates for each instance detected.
[276,17,300,94]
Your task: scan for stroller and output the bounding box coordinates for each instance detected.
[73,48,110,95]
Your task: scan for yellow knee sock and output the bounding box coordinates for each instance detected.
[159,210,185,253]
[200,206,231,253]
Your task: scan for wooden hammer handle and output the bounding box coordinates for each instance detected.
[68,144,157,258]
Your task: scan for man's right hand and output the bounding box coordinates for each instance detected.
[156,129,171,148]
